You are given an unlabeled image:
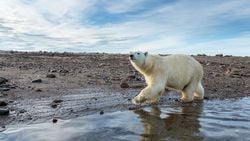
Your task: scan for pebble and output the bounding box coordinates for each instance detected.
[19,109,27,113]
[100,110,104,115]
[0,101,8,106]
[52,118,58,123]
[50,103,58,108]
[35,88,42,92]
[120,81,129,88]
[59,69,69,73]
[0,88,10,91]
[46,74,56,78]
[0,108,9,116]
[204,97,209,100]
[32,79,42,83]
[0,126,6,132]
[0,77,8,85]
[53,99,63,103]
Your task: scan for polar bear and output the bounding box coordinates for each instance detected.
[129,52,204,104]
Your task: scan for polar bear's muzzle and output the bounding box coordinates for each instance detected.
[129,54,135,60]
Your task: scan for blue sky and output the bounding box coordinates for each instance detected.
[0,0,250,56]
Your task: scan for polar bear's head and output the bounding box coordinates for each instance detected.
[129,51,148,67]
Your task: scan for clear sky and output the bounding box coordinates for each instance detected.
[0,0,250,56]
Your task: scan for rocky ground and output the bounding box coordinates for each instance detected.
[0,51,249,126]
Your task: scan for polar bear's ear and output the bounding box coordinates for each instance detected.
[144,52,148,56]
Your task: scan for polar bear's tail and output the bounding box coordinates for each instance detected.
[194,82,204,99]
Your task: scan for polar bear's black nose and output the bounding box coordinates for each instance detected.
[130,54,134,59]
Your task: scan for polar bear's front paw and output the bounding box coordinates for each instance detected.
[132,96,146,105]
[180,97,193,103]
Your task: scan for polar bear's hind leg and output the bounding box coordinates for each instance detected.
[194,82,204,100]
[181,81,197,102]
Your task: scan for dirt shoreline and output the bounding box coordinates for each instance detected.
[0,51,249,126]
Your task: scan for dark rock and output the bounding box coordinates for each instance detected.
[0,126,6,132]
[224,55,232,57]
[32,79,42,83]
[127,75,136,79]
[52,118,58,123]
[53,99,63,103]
[120,81,129,88]
[174,99,179,102]
[0,101,8,106]
[35,88,42,92]
[46,74,56,78]
[100,110,104,115]
[59,69,69,73]
[0,108,9,116]
[8,100,14,103]
[50,102,58,108]
[0,77,8,85]
[19,109,27,113]
[0,88,10,91]
[127,98,132,101]
[204,97,209,100]
[128,107,137,110]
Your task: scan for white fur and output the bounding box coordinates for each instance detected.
[129,52,204,104]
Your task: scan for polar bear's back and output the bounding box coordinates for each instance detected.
[158,54,203,89]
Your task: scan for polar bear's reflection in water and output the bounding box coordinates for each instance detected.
[134,104,203,141]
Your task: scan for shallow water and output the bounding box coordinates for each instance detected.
[1,97,250,141]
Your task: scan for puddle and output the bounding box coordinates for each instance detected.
[1,97,250,141]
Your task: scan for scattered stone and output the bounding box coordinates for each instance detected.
[213,73,221,77]
[120,80,129,88]
[59,69,69,73]
[51,103,58,108]
[46,74,56,78]
[0,88,10,91]
[50,99,63,108]
[128,106,140,110]
[204,97,209,100]
[0,77,8,85]
[19,109,27,113]
[0,101,8,106]
[0,108,9,116]
[50,69,57,73]
[32,79,42,83]
[215,54,223,57]
[53,99,63,103]
[0,126,6,132]
[86,74,92,77]
[127,75,136,79]
[100,110,104,115]
[52,118,58,123]
[127,98,132,101]
[35,88,42,92]
[174,99,179,102]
